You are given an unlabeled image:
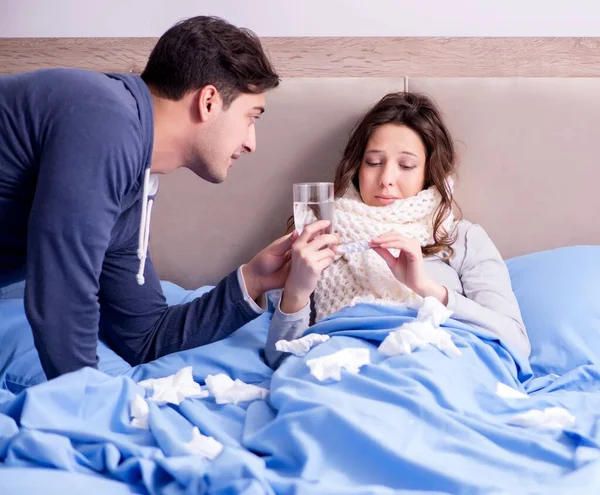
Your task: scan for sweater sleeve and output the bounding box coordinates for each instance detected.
[97,244,264,367]
[445,223,531,357]
[264,297,311,369]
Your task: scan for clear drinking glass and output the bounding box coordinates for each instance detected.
[293,182,335,234]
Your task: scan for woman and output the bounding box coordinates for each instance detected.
[265,92,529,368]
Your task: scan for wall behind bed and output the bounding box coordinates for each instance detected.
[1,2,600,287]
[3,0,600,38]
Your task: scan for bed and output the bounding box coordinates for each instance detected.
[2,64,600,493]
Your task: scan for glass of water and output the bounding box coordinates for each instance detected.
[293,182,335,234]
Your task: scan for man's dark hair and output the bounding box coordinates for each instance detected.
[141,16,280,106]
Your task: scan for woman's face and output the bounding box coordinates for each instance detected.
[358,124,426,207]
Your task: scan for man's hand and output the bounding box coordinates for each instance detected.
[242,230,299,300]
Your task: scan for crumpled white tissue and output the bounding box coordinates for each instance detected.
[205,374,269,405]
[138,366,209,405]
[417,296,454,327]
[378,296,460,357]
[496,382,529,400]
[130,394,150,429]
[184,426,224,460]
[275,333,331,356]
[306,348,371,381]
[508,407,575,429]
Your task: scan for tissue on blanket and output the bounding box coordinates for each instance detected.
[378,296,460,357]
[138,366,208,406]
[417,296,454,326]
[205,374,269,405]
[130,394,149,430]
[508,407,575,429]
[306,348,371,382]
[379,320,461,357]
[275,333,331,357]
[184,426,224,460]
[496,382,529,400]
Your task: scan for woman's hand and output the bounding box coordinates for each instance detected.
[370,231,448,305]
[280,220,339,314]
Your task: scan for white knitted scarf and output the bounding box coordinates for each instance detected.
[313,180,454,322]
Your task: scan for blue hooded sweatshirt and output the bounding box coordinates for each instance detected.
[0,68,262,379]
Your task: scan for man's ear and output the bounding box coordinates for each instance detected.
[198,85,221,122]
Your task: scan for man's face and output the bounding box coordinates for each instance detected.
[187,91,265,183]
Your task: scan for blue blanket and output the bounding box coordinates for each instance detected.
[1,286,600,494]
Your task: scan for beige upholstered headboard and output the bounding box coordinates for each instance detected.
[150,77,600,287]
[1,37,599,288]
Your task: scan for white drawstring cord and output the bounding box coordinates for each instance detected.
[136,198,154,285]
[136,169,159,285]
[137,169,151,261]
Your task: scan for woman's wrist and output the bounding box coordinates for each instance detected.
[280,287,311,314]
[415,278,449,306]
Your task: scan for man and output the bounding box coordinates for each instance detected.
[0,16,297,379]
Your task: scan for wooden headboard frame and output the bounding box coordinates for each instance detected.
[3,36,600,286]
[1,37,600,77]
